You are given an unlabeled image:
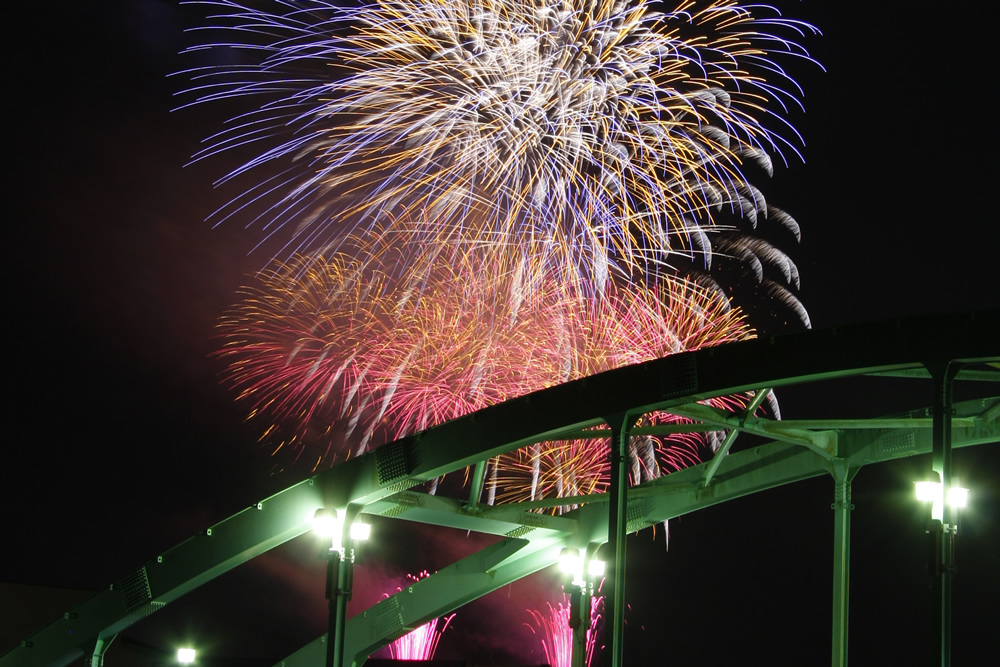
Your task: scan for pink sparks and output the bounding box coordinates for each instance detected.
[526,595,603,667]
[385,572,455,660]
[388,615,455,661]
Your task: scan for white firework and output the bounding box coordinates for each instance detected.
[182,0,820,291]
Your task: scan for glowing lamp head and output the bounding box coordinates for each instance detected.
[350,520,371,541]
[914,477,969,521]
[313,508,340,538]
[177,647,196,664]
[559,547,584,585]
[914,481,939,503]
[588,558,606,579]
[947,486,969,509]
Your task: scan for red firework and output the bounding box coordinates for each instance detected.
[383,572,455,661]
[217,244,756,486]
[526,594,604,667]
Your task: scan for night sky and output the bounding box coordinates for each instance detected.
[6,1,999,665]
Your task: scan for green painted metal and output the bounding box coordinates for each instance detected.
[930,362,961,667]
[702,388,771,486]
[570,582,591,667]
[277,537,554,667]
[282,395,998,667]
[669,401,838,457]
[4,311,998,667]
[604,414,631,667]
[831,461,858,667]
[467,459,488,509]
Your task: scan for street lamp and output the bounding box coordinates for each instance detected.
[914,474,969,531]
[915,473,970,667]
[176,647,195,664]
[915,478,969,523]
[314,508,370,667]
[915,475,969,579]
[558,547,604,667]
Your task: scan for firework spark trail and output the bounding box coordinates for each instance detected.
[183,0,819,289]
[217,243,756,481]
[491,402,751,513]
[384,572,456,660]
[526,595,604,667]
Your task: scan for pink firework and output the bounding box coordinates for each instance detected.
[526,594,604,667]
[216,244,757,481]
[388,616,455,661]
[385,572,455,661]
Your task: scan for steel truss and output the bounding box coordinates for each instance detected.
[3,311,998,667]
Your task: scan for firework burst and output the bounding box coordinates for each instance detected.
[526,594,604,667]
[382,572,456,660]
[183,0,818,288]
[216,242,755,475]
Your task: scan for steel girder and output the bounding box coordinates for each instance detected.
[3,310,997,667]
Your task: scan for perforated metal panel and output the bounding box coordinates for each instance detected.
[376,441,411,484]
[876,430,917,458]
[505,525,534,538]
[660,354,698,398]
[379,492,421,518]
[371,595,404,642]
[117,567,152,612]
[626,504,646,533]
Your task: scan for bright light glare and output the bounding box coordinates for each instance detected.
[915,481,939,502]
[350,521,371,541]
[313,508,339,538]
[558,548,581,575]
[177,648,195,664]
[914,481,969,515]
[588,558,606,578]
[947,486,969,508]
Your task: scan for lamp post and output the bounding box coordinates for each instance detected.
[559,547,605,667]
[914,476,968,667]
[314,508,370,667]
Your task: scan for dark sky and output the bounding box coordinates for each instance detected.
[6,1,998,665]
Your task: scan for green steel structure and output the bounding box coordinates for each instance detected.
[3,311,998,667]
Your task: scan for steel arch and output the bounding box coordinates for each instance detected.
[3,310,997,667]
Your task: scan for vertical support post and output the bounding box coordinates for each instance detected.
[604,413,630,667]
[929,362,958,667]
[831,462,856,667]
[332,550,353,667]
[467,459,488,510]
[326,507,359,667]
[325,551,342,667]
[570,583,591,667]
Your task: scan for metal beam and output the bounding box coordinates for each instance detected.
[831,460,858,667]
[604,414,630,667]
[667,401,838,457]
[275,537,555,667]
[5,312,998,667]
[703,388,772,486]
[278,398,1000,667]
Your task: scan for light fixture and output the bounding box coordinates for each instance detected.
[914,480,939,503]
[349,520,371,541]
[588,558,606,579]
[313,508,371,552]
[914,479,969,521]
[177,647,196,664]
[313,508,340,539]
[558,547,584,585]
[314,508,371,667]
[947,486,969,508]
